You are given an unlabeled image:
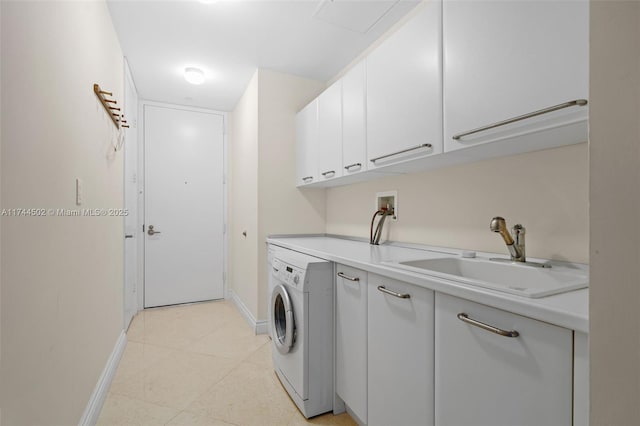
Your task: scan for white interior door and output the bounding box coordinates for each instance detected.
[123,61,139,329]
[144,105,225,308]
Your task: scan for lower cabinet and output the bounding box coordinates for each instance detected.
[335,265,368,423]
[334,269,581,426]
[434,293,573,426]
[367,274,434,426]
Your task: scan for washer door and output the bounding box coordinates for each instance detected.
[271,284,295,354]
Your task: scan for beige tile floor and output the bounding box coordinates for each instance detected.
[97,300,356,426]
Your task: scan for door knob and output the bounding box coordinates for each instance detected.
[147,225,161,236]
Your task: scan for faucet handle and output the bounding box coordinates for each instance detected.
[512,224,525,235]
[512,224,525,245]
[512,224,526,261]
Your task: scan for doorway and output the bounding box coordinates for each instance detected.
[143,104,226,308]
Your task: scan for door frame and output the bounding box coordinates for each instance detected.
[123,58,139,329]
[138,100,229,309]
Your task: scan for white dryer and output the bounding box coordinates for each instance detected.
[268,245,333,418]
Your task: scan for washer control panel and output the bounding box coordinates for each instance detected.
[273,258,305,289]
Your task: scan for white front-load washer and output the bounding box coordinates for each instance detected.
[268,245,333,418]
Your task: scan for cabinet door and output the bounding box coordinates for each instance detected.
[444,0,589,152]
[435,293,572,426]
[366,1,442,169]
[295,100,318,186]
[317,81,343,181]
[342,61,367,176]
[335,265,367,423]
[368,274,434,426]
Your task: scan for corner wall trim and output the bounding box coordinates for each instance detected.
[228,290,269,335]
[78,331,127,426]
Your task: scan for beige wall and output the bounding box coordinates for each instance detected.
[229,71,260,317]
[589,1,640,424]
[327,143,589,263]
[229,69,325,321]
[0,2,124,424]
[256,69,326,319]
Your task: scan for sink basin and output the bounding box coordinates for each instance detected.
[389,257,588,298]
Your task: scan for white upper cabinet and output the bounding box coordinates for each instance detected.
[366,1,443,169]
[295,99,318,186]
[317,81,343,181]
[443,0,589,152]
[295,0,590,187]
[341,61,367,176]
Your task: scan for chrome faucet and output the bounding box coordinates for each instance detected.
[489,217,550,268]
[489,217,525,262]
[370,206,394,245]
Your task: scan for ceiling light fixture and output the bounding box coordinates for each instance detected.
[184,67,205,85]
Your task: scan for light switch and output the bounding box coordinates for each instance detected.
[76,178,83,205]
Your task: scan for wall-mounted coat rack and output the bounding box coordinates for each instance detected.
[93,83,130,129]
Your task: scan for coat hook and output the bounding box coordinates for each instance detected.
[94,83,122,129]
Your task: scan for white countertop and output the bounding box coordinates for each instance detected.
[266,235,589,333]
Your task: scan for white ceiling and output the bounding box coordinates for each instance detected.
[107,0,420,111]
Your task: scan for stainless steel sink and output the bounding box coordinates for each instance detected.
[387,257,588,298]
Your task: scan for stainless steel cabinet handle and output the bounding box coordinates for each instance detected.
[457,313,519,338]
[344,163,362,171]
[377,285,410,299]
[452,99,588,141]
[125,234,134,239]
[321,170,335,177]
[302,176,313,182]
[337,272,360,282]
[370,143,432,163]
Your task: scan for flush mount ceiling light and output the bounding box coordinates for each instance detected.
[184,67,205,85]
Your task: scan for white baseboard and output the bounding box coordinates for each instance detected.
[78,331,127,426]
[255,320,269,335]
[228,290,269,335]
